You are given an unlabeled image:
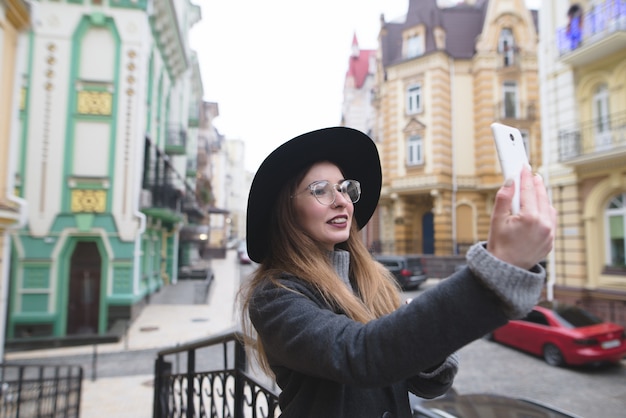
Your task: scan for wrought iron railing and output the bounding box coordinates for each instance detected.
[557,0,626,55]
[142,136,198,213]
[558,111,626,161]
[0,364,83,418]
[494,100,537,121]
[153,329,280,418]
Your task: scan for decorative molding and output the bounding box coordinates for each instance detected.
[391,175,439,190]
[151,0,188,78]
[77,91,113,115]
[122,49,137,216]
[40,42,57,213]
[71,190,107,213]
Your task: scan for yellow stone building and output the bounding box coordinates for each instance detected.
[374,0,540,256]
[540,0,626,326]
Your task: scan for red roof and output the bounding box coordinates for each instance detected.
[346,34,375,89]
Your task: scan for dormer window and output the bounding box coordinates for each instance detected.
[406,34,424,58]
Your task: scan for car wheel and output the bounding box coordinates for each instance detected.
[543,343,565,367]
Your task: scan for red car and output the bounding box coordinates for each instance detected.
[489,301,626,367]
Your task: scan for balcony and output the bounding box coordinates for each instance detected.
[188,102,200,127]
[494,101,537,122]
[557,0,626,66]
[186,158,197,178]
[165,124,188,155]
[558,111,626,166]
[142,137,199,224]
[496,48,521,70]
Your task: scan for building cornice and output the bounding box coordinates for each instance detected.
[5,0,31,30]
[151,0,189,79]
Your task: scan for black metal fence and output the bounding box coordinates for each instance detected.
[153,329,280,418]
[0,364,83,418]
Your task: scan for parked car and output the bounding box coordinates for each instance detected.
[410,389,582,418]
[237,241,252,265]
[374,255,427,290]
[487,300,626,367]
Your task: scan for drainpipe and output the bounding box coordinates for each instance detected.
[450,59,457,254]
[133,137,147,295]
[133,207,146,295]
[539,2,556,301]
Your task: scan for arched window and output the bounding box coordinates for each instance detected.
[605,193,626,268]
[498,28,516,67]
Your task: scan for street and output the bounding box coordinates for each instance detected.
[403,282,626,418]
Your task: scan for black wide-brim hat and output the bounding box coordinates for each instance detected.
[246,127,381,263]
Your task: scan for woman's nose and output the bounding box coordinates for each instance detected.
[332,188,350,207]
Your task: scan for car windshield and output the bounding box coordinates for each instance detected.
[550,304,603,328]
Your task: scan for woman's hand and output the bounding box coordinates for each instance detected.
[487,166,557,270]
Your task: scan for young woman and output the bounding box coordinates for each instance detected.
[240,127,556,417]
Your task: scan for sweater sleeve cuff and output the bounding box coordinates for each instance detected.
[418,352,459,385]
[466,242,545,319]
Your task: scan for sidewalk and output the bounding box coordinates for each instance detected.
[5,250,242,417]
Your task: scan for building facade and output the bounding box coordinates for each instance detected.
[374,0,540,257]
[539,0,626,326]
[1,0,31,356]
[7,0,204,344]
[223,138,249,243]
[341,33,380,251]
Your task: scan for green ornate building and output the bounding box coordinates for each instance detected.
[7,0,205,345]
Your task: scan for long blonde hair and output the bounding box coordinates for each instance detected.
[239,162,401,375]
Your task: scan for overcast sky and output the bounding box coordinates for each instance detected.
[190,1,541,172]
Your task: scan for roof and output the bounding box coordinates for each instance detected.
[381,0,539,67]
[346,34,376,89]
[381,0,486,66]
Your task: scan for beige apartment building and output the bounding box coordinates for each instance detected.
[540,0,626,326]
[374,0,540,256]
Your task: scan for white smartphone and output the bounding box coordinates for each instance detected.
[491,122,529,214]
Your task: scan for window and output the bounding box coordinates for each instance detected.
[498,28,516,67]
[606,193,626,268]
[406,35,424,58]
[522,310,550,326]
[406,84,422,114]
[503,81,518,119]
[407,135,423,166]
[593,84,611,149]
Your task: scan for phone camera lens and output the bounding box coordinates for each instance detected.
[509,133,514,142]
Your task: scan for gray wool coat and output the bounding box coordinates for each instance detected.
[248,242,545,418]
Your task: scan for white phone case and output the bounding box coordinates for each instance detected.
[491,122,529,214]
